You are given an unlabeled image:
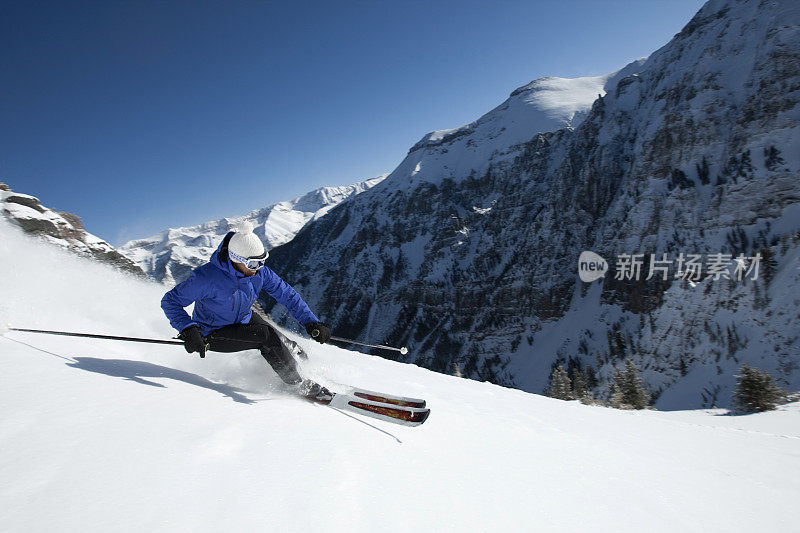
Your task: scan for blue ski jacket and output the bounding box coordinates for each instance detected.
[161,232,319,335]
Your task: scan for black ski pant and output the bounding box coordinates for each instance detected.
[206,313,302,385]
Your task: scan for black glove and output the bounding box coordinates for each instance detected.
[179,325,207,358]
[305,322,331,344]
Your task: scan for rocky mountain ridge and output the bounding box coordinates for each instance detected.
[262,0,800,409]
[0,184,144,276]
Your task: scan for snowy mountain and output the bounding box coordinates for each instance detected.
[262,0,800,409]
[119,177,385,285]
[1,218,799,531]
[0,184,143,276]
[401,60,646,189]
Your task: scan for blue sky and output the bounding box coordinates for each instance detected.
[1,0,705,245]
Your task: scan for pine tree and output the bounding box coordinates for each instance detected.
[572,369,588,399]
[584,365,598,389]
[546,365,573,400]
[611,359,650,409]
[611,367,630,407]
[733,365,786,413]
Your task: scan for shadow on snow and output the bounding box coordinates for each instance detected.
[67,357,257,404]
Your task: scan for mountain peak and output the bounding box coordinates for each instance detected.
[119,176,386,285]
[398,62,647,189]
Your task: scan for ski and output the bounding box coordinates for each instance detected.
[264,314,429,425]
[327,393,430,427]
[345,386,427,409]
[299,390,430,427]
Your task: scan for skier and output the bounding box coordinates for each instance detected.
[160,221,333,401]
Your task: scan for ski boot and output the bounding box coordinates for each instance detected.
[297,379,334,404]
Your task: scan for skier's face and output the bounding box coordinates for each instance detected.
[232,261,257,277]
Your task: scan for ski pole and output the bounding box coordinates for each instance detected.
[7,327,186,346]
[319,333,408,355]
[5,327,238,358]
[8,326,409,356]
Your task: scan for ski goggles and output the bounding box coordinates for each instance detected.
[228,249,268,270]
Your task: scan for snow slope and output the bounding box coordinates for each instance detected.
[2,212,799,531]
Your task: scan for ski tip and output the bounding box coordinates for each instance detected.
[0,323,10,336]
[399,408,430,427]
[353,391,426,409]
[344,399,431,427]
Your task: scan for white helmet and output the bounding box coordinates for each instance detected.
[228,221,267,267]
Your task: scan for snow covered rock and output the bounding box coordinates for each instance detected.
[0,185,144,277]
